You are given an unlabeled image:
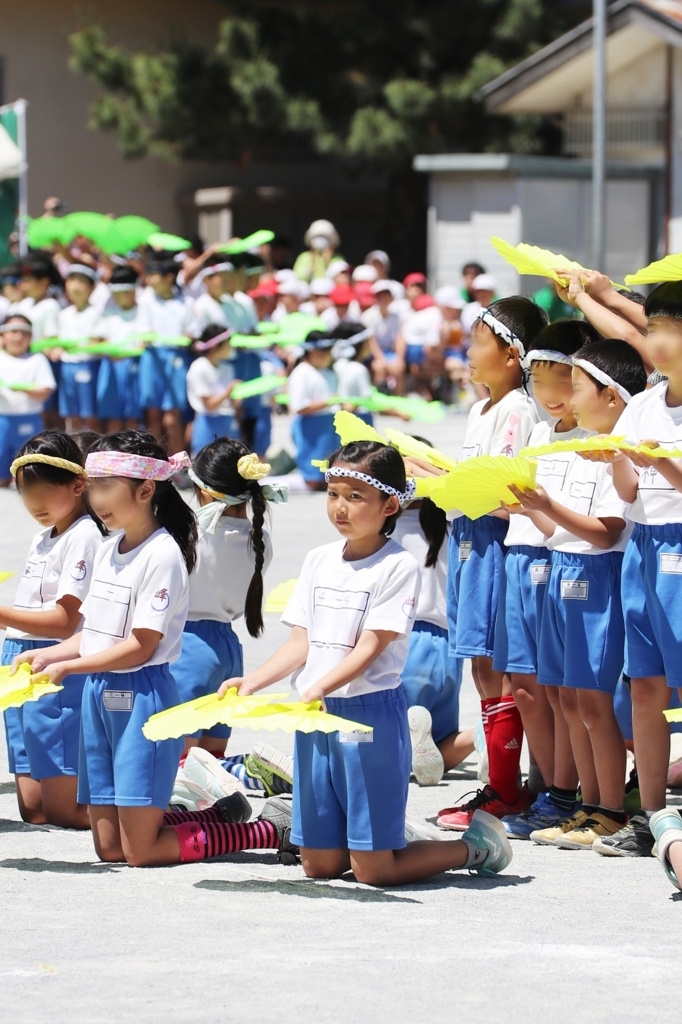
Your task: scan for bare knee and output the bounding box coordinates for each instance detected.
[96,846,126,864]
[351,864,391,887]
[19,806,47,825]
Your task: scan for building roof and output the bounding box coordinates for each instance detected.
[478,0,682,114]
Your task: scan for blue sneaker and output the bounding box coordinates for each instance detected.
[503,792,572,841]
[462,809,513,876]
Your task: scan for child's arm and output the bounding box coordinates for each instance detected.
[201,381,242,412]
[11,631,83,674]
[580,270,647,332]
[508,483,626,549]
[27,628,164,686]
[299,629,398,702]
[218,625,310,696]
[0,595,83,640]
[557,273,649,365]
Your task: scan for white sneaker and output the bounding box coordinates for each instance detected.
[183,747,247,801]
[404,818,446,843]
[408,706,444,786]
[170,771,215,812]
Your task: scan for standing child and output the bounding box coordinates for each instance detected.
[288,330,339,491]
[0,315,56,486]
[57,265,102,433]
[186,325,241,455]
[16,256,61,340]
[333,323,375,426]
[2,431,103,827]
[218,440,513,885]
[437,298,546,830]
[95,265,144,432]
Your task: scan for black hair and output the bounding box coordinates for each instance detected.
[192,437,268,638]
[1,313,32,329]
[71,430,101,459]
[483,297,548,352]
[462,261,485,277]
[1,262,21,284]
[527,318,600,360]
[327,441,405,536]
[230,251,265,274]
[21,254,62,287]
[15,430,106,535]
[88,431,198,571]
[625,291,646,308]
[408,435,447,568]
[572,339,647,398]
[199,322,230,344]
[146,257,178,278]
[644,282,682,320]
[109,265,139,287]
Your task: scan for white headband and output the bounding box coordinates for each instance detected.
[109,282,137,292]
[199,262,234,282]
[325,467,417,504]
[526,349,574,367]
[478,308,525,359]
[67,264,98,283]
[0,320,31,333]
[572,358,632,404]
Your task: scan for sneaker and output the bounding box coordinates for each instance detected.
[244,743,294,796]
[461,809,513,876]
[183,747,247,801]
[259,796,300,865]
[170,772,216,812]
[623,767,641,814]
[650,808,682,889]
[530,808,589,846]
[473,717,489,784]
[667,756,682,790]
[437,785,528,832]
[503,792,575,841]
[213,791,253,823]
[554,812,623,850]
[407,706,444,786]
[404,818,446,843]
[593,810,655,858]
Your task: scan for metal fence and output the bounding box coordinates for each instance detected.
[562,106,666,157]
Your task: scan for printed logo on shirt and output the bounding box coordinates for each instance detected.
[638,439,682,491]
[459,541,473,561]
[561,580,589,601]
[402,595,416,618]
[499,414,519,459]
[530,564,551,586]
[151,588,170,612]
[71,559,87,582]
[660,553,682,575]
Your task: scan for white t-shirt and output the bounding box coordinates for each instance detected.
[190,291,257,335]
[188,517,273,622]
[287,360,338,415]
[361,305,401,353]
[391,509,447,630]
[0,350,56,414]
[136,291,193,342]
[186,356,236,416]
[334,358,373,400]
[79,528,189,670]
[94,302,143,344]
[8,515,102,640]
[320,302,362,329]
[506,421,587,547]
[13,296,60,340]
[614,382,682,525]
[57,304,102,363]
[282,539,421,698]
[402,306,442,348]
[546,456,630,555]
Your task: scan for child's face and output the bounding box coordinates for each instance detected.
[17,474,85,529]
[530,361,576,423]
[112,289,136,311]
[570,366,624,432]
[313,295,332,314]
[307,348,333,369]
[205,272,228,300]
[2,327,31,356]
[467,323,516,386]
[281,294,300,314]
[88,477,155,532]
[326,469,399,542]
[65,275,94,309]
[209,340,232,364]
[21,275,49,301]
[646,316,682,376]
[147,272,175,298]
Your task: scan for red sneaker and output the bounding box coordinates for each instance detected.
[437,785,529,832]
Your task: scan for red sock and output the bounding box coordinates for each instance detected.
[485,695,523,804]
[481,698,494,752]
[171,819,279,862]
[163,807,225,826]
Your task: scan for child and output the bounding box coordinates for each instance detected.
[95,265,143,432]
[16,256,61,340]
[510,340,647,850]
[437,298,547,831]
[288,330,339,491]
[0,315,56,486]
[186,324,241,456]
[57,265,103,433]
[332,323,375,425]
[171,438,276,754]
[218,440,513,885]
[495,320,598,838]
[189,259,238,335]
[2,431,103,828]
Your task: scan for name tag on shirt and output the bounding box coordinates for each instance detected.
[561,580,589,601]
[14,560,47,610]
[660,553,682,575]
[459,541,473,561]
[102,690,133,712]
[338,729,374,744]
[530,564,551,586]
[568,480,596,514]
[88,580,132,638]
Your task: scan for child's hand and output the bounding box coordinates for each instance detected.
[11,649,44,675]
[300,688,326,709]
[626,441,661,469]
[33,661,70,687]
[217,676,244,698]
[577,449,626,463]
[500,501,526,515]
[508,483,551,512]
[580,269,614,300]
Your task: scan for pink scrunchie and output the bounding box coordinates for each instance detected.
[85,450,191,481]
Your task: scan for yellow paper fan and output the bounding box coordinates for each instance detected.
[333,410,386,446]
[142,687,289,741]
[311,459,329,471]
[229,701,373,735]
[664,708,682,723]
[0,664,63,710]
[625,254,682,286]
[491,236,626,289]
[265,578,298,614]
[424,456,537,518]
[0,571,16,583]
[382,428,457,472]
[521,436,682,459]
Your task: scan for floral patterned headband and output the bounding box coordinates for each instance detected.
[85,450,191,481]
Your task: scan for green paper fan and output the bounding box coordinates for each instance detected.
[146,232,192,252]
[231,374,284,400]
[231,334,274,350]
[26,216,72,248]
[62,211,113,245]
[97,216,160,255]
[0,380,37,392]
[255,321,281,335]
[30,338,81,353]
[219,230,275,254]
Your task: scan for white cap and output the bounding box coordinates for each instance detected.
[371,278,401,300]
[278,278,310,299]
[304,219,340,249]
[434,285,465,309]
[472,273,497,292]
[326,259,351,279]
[352,264,378,283]
[365,249,390,268]
[310,277,334,296]
[275,269,299,283]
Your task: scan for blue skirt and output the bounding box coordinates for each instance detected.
[291,413,338,481]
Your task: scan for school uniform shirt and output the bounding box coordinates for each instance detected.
[190,292,258,336]
[0,350,55,414]
[505,421,587,547]
[614,381,682,524]
[287,361,338,415]
[320,302,362,330]
[187,518,273,622]
[282,539,421,698]
[94,302,144,344]
[79,528,189,670]
[12,296,60,340]
[57,304,102,362]
[401,306,442,349]
[136,291,193,342]
[7,515,102,641]
[361,305,401,354]
[334,358,373,401]
[392,509,447,630]
[546,457,630,555]
[186,356,236,416]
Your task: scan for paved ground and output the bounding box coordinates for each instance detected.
[1,412,682,1023]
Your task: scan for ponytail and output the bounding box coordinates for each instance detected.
[418,498,447,568]
[244,480,267,637]
[151,479,198,574]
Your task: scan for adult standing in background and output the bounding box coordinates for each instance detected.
[293,220,341,282]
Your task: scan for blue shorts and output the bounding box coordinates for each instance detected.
[538,550,624,694]
[78,664,183,808]
[614,677,633,741]
[252,410,272,455]
[96,357,142,422]
[138,346,189,412]
[1,637,85,778]
[191,413,237,456]
[58,360,100,418]
[170,620,243,739]
[447,515,508,659]
[291,413,338,481]
[622,523,682,687]
[0,414,43,478]
[406,345,425,367]
[400,621,463,742]
[291,687,411,851]
[493,545,551,675]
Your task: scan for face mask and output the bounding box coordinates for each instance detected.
[310,235,329,251]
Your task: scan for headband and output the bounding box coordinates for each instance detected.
[188,462,288,533]
[194,327,233,352]
[67,264,98,283]
[0,320,32,333]
[526,349,573,366]
[478,308,525,359]
[572,358,632,404]
[10,453,85,478]
[325,467,417,504]
[199,262,234,282]
[109,282,137,292]
[85,450,191,481]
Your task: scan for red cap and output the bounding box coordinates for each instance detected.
[413,293,436,310]
[248,280,279,299]
[354,281,376,310]
[403,272,427,288]
[330,284,355,306]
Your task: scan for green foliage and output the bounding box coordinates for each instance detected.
[68,1,590,164]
